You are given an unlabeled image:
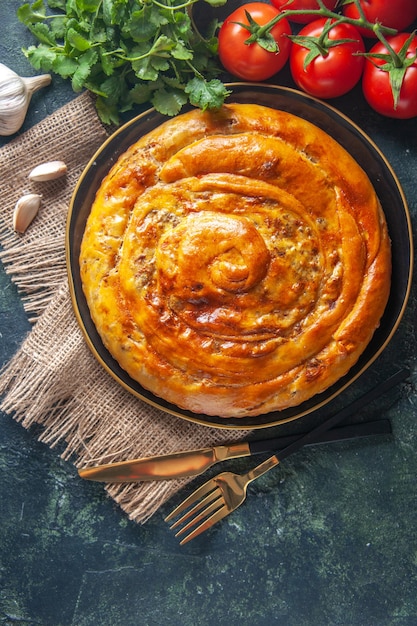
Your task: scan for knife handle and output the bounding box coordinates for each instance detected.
[248,419,392,455]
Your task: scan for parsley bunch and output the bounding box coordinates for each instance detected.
[18,0,230,124]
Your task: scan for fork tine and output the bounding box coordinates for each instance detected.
[164,479,218,523]
[178,505,230,545]
[173,491,224,536]
[168,488,222,531]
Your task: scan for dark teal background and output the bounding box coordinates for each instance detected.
[1,3,416,625]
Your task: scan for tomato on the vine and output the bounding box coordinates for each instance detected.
[218,3,292,81]
[342,0,417,37]
[270,0,338,24]
[289,18,365,98]
[362,33,417,119]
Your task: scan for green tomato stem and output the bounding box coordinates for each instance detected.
[152,0,197,11]
[248,0,397,45]
[372,25,404,68]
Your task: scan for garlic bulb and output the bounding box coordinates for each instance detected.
[0,63,51,136]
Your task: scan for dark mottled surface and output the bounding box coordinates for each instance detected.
[1,3,417,625]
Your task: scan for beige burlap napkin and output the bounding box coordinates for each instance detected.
[0,92,250,523]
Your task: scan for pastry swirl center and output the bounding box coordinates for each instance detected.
[156,212,270,297]
[119,174,325,346]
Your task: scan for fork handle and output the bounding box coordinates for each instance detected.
[246,455,280,483]
[245,369,410,485]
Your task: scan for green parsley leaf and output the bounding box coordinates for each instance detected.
[18,0,229,123]
[128,83,153,106]
[52,55,79,77]
[171,41,194,61]
[132,56,159,82]
[24,44,57,71]
[185,77,231,111]
[17,0,47,24]
[152,87,188,116]
[71,49,98,91]
[129,7,163,43]
[66,27,92,51]
[48,0,66,9]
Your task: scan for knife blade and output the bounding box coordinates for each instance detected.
[78,418,391,483]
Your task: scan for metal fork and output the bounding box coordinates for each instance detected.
[165,455,280,544]
[165,368,409,544]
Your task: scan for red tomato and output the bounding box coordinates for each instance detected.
[218,3,292,81]
[342,0,417,37]
[289,18,365,98]
[271,0,338,24]
[362,33,417,119]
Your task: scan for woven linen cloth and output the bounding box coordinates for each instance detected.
[0,92,250,523]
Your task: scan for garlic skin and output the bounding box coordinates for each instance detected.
[0,63,51,136]
[13,194,42,233]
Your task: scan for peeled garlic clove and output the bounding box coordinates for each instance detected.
[28,160,67,182]
[13,193,42,233]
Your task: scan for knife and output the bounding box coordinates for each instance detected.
[79,368,408,484]
[78,418,392,483]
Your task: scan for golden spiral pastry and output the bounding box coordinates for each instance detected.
[80,103,391,418]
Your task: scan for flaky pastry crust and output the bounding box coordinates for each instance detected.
[80,103,391,418]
